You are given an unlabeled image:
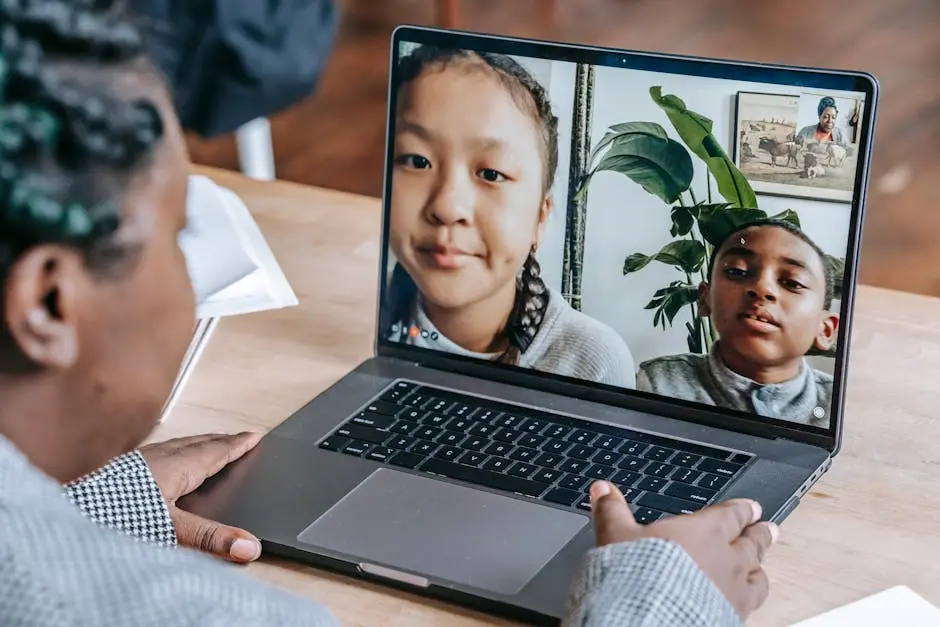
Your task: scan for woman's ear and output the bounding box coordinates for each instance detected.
[814,313,841,351]
[697,281,712,318]
[3,247,82,369]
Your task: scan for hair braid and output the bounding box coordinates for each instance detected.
[0,0,164,286]
[499,249,548,365]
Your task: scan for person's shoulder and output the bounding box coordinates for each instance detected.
[811,367,834,387]
[639,352,707,375]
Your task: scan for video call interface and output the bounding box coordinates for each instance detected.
[382,40,869,431]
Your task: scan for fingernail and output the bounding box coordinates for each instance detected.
[750,500,763,522]
[230,538,261,561]
[591,481,611,500]
[769,523,780,544]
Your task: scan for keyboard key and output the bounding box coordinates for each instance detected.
[364,400,399,415]
[410,441,438,456]
[671,453,701,468]
[433,446,462,461]
[318,436,349,452]
[427,398,453,413]
[341,441,370,457]
[507,463,537,479]
[406,394,432,408]
[422,414,449,427]
[618,456,648,472]
[664,483,716,505]
[633,507,664,524]
[521,418,548,434]
[422,458,549,498]
[468,423,496,438]
[544,488,581,506]
[575,494,593,511]
[730,453,752,465]
[619,440,649,456]
[390,421,417,435]
[532,468,562,484]
[644,446,675,462]
[436,431,465,446]
[568,445,597,460]
[492,428,521,443]
[559,458,588,474]
[444,416,472,432]
[542,424,572,439]
[397,408,423,422]
[585,464,616,480]
[351,412,396,430]
[592,450,621,466]
[482,457,512,473]
[483,442,512,457]
[558,474,588,491]
[508,447,538,463]
[457,451,487,467]
[379,383,414,403]
[335,424,392,445]
[647,463,676,478]
[637,492,703,515]
[697,458,743,477]
[474,409,501,423]
[449,403,474,417]
[414,426,443,441]
[517,434,544,449]
[672,468,702,484]
[636,476,668,493]
[494,414,524,429]
[463,437,488,451]
[611,470,641,486]
[567,430,597,445]
[534,453,565,468]
[541,439,571,454]
[595,436,624,451]
[388,452,423,469]
[386,435,415,450]
[366,447,394,462]
[621,486,641,501]
[698,473,730,491]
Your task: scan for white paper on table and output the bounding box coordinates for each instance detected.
[790,586,940,626]
[178,175,260,305]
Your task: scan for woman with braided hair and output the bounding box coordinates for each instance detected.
[0,5,778,624]
[385,45,636,388]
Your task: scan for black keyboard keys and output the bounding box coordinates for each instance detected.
[698,473,730,491]
[544,488,581,506]
[422,459,548,498]
[697,458,744,477]
[664,482,716,505]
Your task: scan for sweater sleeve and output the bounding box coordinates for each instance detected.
[63,451,177,547]
[562,538,743,627]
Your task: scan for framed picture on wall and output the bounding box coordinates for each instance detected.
[733,91,862,203]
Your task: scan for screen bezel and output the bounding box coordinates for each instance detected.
[374,25,879,455]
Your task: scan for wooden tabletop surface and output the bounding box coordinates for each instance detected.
[151,166,940,626]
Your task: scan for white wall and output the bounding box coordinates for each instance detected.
[533,65,859,372]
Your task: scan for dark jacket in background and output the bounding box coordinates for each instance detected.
[132,0,339,138]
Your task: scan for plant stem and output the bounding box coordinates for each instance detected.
[707,170,713,204]
[688,187,698,205]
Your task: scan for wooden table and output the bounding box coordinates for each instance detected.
[152,166,940,626]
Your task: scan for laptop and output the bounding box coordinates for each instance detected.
[180,25,878,624]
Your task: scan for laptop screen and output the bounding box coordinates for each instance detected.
[380,29,875,438]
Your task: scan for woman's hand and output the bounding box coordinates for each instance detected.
[590,480,778,619]
[140,432,263,563]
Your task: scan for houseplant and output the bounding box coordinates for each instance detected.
[575,87,842,355]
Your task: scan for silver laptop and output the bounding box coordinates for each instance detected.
[181,26,878,624]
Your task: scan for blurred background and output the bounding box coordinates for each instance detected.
[185,0,939,297]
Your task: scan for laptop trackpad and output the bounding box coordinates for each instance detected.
[296,468,588,596]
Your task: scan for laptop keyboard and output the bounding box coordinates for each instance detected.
[318,380,754,524]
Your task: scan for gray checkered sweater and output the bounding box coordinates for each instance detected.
[0,436,742,626]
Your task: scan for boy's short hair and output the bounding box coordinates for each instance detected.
[706,218,835,310]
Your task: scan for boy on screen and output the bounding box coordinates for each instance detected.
[637,220,839,426]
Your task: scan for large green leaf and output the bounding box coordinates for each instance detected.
[670,205,695,237]
[705,156,758,210]
[649,87,758,209]
[623,239,706,275]
[593,133,694,204]
[589,122,668,163]
[697,204,767,247]
[645,282,699,330]
[650,86,718,163]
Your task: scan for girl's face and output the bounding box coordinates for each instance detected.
[390,60,550,312]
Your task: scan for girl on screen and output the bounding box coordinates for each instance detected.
[382,44,636,388]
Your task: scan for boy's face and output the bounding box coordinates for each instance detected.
[700,226,839,381]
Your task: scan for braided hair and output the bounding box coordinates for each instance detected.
[385,45,558,365]
[707,218,835,310]
[0,0,164,293]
